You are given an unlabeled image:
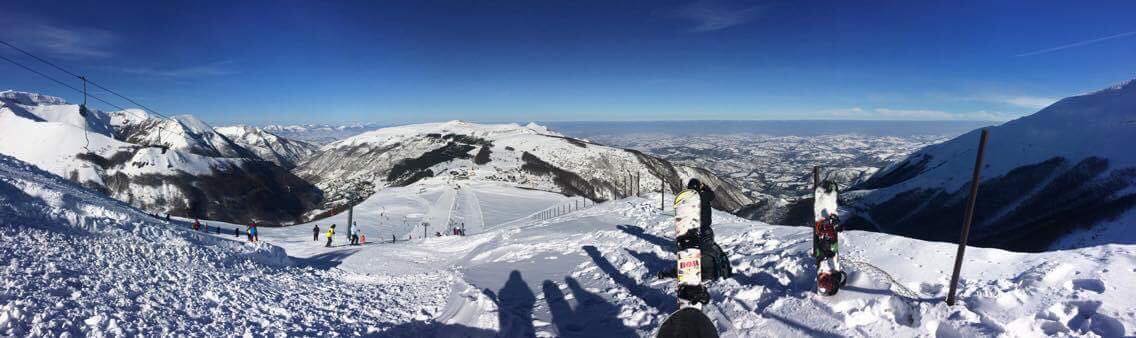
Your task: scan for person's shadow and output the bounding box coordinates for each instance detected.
[583,245,676,313]
[542,277,637,337]
[482,270,537,337]
[616,224,674,251]
[382,270,537,337]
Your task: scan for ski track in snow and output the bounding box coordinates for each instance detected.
[3,151,1135,337]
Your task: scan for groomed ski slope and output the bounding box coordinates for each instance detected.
[2,153,1134,337]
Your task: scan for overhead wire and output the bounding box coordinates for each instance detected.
[0,39,178,150]
[0,39,168,117]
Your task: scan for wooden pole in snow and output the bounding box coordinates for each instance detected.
[813,166,820,189]
[947,129,989,306]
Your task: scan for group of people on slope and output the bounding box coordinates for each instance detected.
[191,218,256,241]
[314,223,365,247]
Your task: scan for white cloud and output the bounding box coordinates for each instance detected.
[119,61,238,78]
[673,1,764,32]
[0,20,118,59]
[1015,31,1136,57]
[823,107,1021,121]
[996,96,1057,109]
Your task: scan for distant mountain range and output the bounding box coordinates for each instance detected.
[260,123,387,145]
[0,91,321,225]
[293,120,752,219]
[0,93,749,228]
[5,77,1133,252]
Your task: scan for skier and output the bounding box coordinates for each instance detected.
[248,223,259,243]
[351,227,360,245]
[325,224,336,247]
[360,232,366,245]
[246,223,254,242]
[193,218,200,231]
[234,227,240,238]
[313,224,320,242]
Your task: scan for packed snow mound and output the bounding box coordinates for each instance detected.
[0,153,452,336]
[215,125,319,169]
[0,90,321,225]
[295,121,751,220]
[849,78,1136,251]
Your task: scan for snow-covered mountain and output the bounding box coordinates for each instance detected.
[0,91,321,225]
[294,120,752,218]
[215,125,319,169]
[261,122,386,145]
[845,79,1136,251]
[108,109,255,159]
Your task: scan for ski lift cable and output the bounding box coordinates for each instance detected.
[1,39,169,119]
[1,39,181,148]
[0,53,128,111]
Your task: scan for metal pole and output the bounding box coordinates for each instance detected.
[947,129,989,306]
[813,166,820,189]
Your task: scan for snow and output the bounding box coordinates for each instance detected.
[3,146,1136,336]
[0,153,455,336]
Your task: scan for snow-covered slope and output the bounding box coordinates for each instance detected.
[847,79,1136,251]
[293,120,751,218]
[0,91,321,225]
[0,153,450,336]
[108,109,256,159]
[4,149,1134,337]
[215,125,319,169]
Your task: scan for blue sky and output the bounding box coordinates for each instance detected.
[1,0,1134,125]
